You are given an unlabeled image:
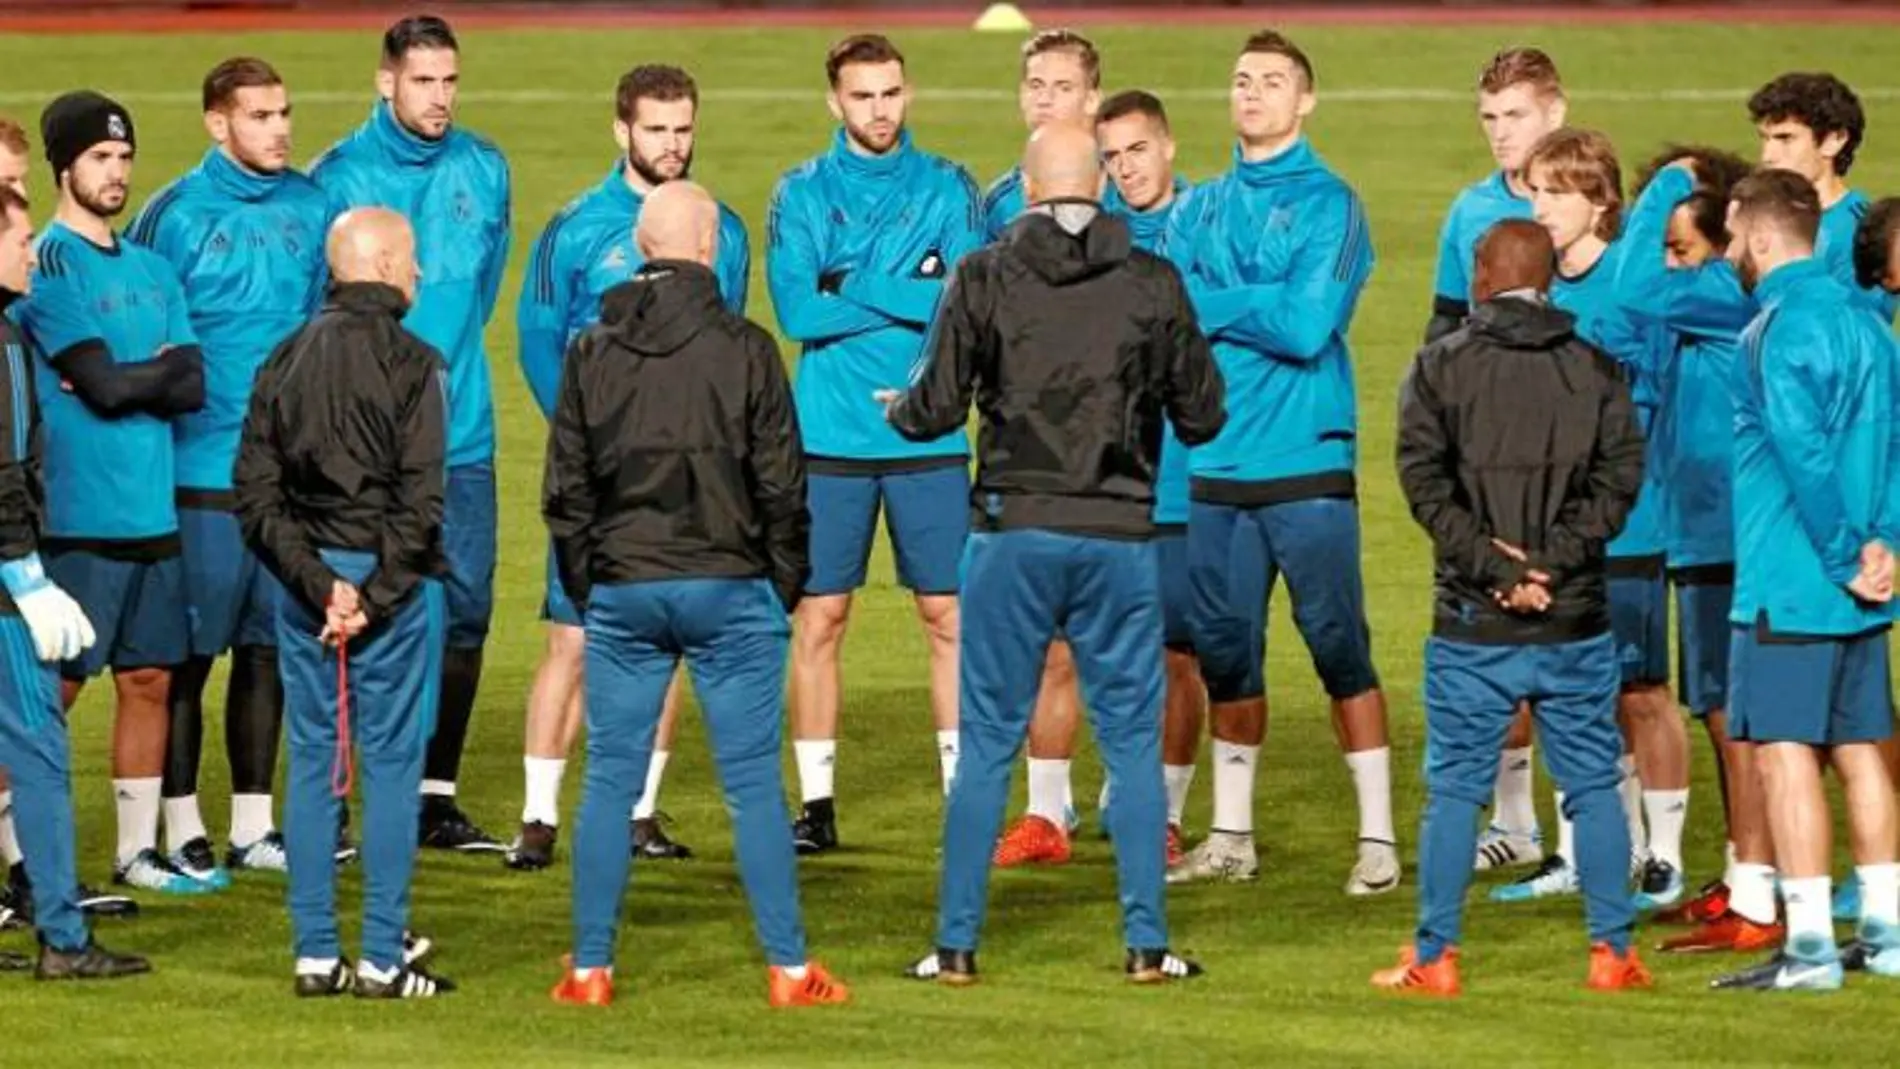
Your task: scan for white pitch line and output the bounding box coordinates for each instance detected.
[1,86,1899,106]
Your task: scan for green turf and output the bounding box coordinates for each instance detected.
[4,20,1900,1067]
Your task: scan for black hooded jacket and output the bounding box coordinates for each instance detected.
[542,260,809,611]
[887,203,1226,539]
[1396,295,1646,644]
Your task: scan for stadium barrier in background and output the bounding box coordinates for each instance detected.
[6,0,1900,13]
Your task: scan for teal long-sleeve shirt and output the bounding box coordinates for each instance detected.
[517,162,750,419]
[1731,257,1900,636]
[766,128,981,463]
[311,101,510,468]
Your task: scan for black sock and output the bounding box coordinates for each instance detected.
[226,645,285,796]
[163,656,214,800]
[423,647,485,790]
[803,797,835,821]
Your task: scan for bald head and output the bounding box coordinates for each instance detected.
[1472,218,1557,301]
[1022,121,1102,204]
[636,180,719,267]
[327,207,420,304]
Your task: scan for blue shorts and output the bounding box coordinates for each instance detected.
[1154,527,1194,651]
[1607,566,1669,688]
[1670,567,1734,717]
[442,463,497,648]
[1728,622,1894,746]
[1187,496,1378,703]
[43,550,189,680]
[180,505,283,656]
[806,463,969,596]
[542,541,582,629]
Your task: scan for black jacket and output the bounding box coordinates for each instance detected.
[1396,296,1646,644]
[887,204,1225,539]
[542,260,809,611]
[0,296,45,617]
[233,282,448,625]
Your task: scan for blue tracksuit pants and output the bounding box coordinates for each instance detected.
[570,577,805,969]
[937,529,1170,953]
[0,615,88,951]
[280,549,444,972]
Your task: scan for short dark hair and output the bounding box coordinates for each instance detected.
[0,118,26,155]
[1022,29,1101,90]
[1239,30,1314,90]
[825,34,905,88]
[1473,217,1557,298]
[616,65,698,124]
[203,57,284,113]
[1748,72,1865,176]
[1854,196,1900,290]
[382,14,458,68]
[1097,90,1168,134]
[1730,167,1822,248]
[0,186,29,233]
[1479,47,1563,101]
[1634,144,1752,249]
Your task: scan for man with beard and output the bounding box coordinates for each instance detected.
[767,34,982,852]
[125,57,337,885]
[1711,169,1900,991]
[507,63,749,870]
[13,92,206,895]
[312,15,511,852]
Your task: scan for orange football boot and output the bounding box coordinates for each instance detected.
[1586,943,1654,991]
[993,815,1071,867]
[1166,823,1186,868]
[1370,945,1461,997]
[768,961,851,1007]
[550,966,614,1006]
[1654,881,1729,926]
[1658,911,1785,954]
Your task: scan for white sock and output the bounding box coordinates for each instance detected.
[1163,764,1196,826]
[114,777,162,866]
[1781,876,1835,951]
[632,751,670,821]
[1211,740,1258,835]
[573,965,614,981]
[1617,755,1646,860]
[1026,758,1071,825]
[1723,841,1739,887]
[420,779,456,798]
[1730,862,1778,924]
[358,960,399,983]
[522,757,566,827]
[297,956,340,976]
[1344,746,1395,844]
[1097,777,1110,814]
[1553,790,1575,866]
[163,794,209,855]
[794,740,836,803]
[1855,863,1900,930]
[1494,746,1538,835]
[0,791,22,866]
[936,730,960,795]
[1642,788,1689,870]
[229,793,275,848]
[780,963,807,979]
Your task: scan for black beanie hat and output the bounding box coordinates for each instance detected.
[40,91,135,180]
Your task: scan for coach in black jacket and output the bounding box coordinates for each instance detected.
[1380,218,1649,994]
[887,124,1223,988]
[234,207,452,1001]
[540,181,843,1009]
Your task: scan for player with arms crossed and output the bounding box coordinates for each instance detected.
[126,57,337,882]
[312,15,511,852]
[1709,170,1900,991]
[1164,31,1398,895]
[15,93,208,896]
[766,34,983,851]
[992,89,1202,867]
[507,63,751,871]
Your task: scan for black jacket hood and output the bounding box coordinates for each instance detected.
[1005,201,1132,285]
[1466,295,1577,349]
[599,260,724,357]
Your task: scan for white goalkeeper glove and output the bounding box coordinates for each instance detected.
[2,553,97,663]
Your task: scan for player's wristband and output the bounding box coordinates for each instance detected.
[0,553,51,600]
